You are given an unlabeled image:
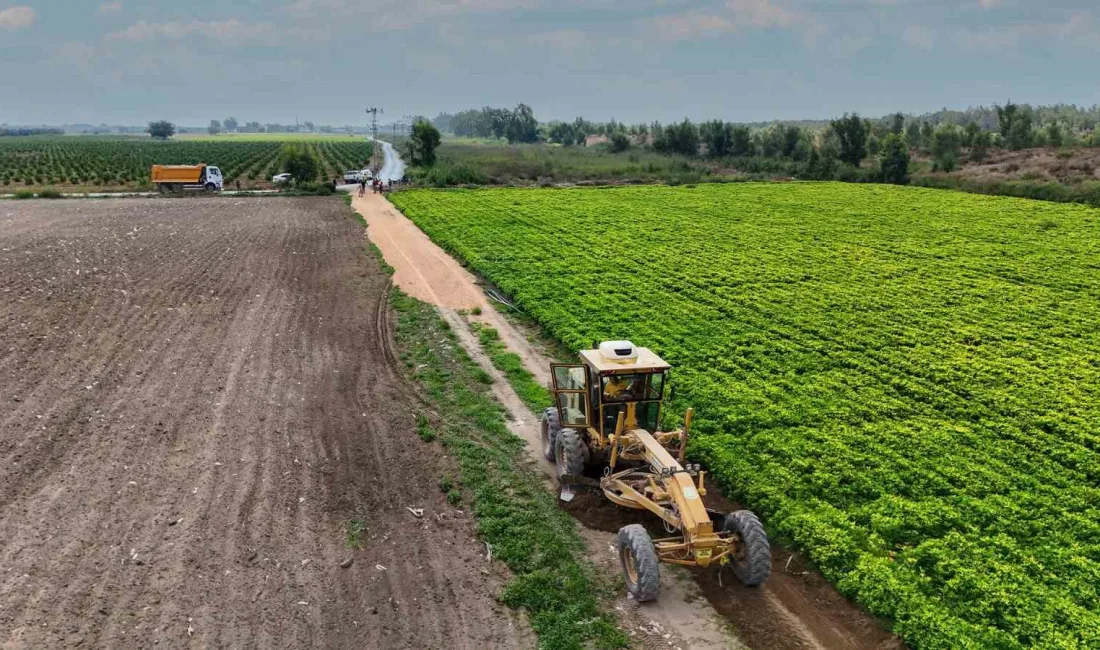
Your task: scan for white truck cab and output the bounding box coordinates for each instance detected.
[203,166,223,191]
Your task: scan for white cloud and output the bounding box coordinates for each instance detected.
[98,1,123,14]
[646,0,806,42]
[649,11,736,41]
[945,11,1099,54]
[955,26,1018,52]
[902,24,936,50]
[978,0,1001,7]
[528,28,589,50]
[726,0,803,30]
[105,19,277,45]
[0,5,36,29]
[828,34,873,57]
[286,0,535,20]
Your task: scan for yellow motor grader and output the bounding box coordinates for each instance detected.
[541,341,770,601]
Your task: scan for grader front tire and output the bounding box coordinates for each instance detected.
[617,524,660,602]
[540,407,560,462]
[724,510,771,586]
[554,429,588,477]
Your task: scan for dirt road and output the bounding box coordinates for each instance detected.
[352,189,902,650]
[0,198,530,649]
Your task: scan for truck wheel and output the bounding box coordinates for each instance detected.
[723,510,771,586]
[540,407,561,462]
[554,429,588,479]
[205,183,216,192]
[617,524,660,602]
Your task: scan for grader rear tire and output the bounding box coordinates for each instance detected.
[540,407,560,462]
[723,510,771,586]
[554,429,588,478]
[617,524,660,602]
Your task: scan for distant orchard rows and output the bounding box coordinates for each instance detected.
[0,138,372,188]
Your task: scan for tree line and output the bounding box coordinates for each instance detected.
[206,118,338,135]
[1,128,64,137]
[433,105,539,143]
[432,101,1094,186]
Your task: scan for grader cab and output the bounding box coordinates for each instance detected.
[541,341,771,602]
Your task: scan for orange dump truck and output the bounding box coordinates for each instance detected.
[150,164,223,192]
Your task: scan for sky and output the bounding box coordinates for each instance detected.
[2,0,1099,126]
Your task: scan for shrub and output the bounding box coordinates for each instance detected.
[414,162,488,187]
[14,189,34,199]
[608,132,631,153]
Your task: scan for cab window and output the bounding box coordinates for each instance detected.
[554,365,587,390]
[601,374,646,402]
[601,402,660,433]
[647,372,666,399]
[557,392,588,427]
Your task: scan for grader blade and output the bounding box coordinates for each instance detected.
[558,474,601,501]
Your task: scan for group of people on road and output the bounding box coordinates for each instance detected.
[343,175,406,197]
[357,177,391,196]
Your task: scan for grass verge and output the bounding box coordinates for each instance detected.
[468,322,552,413]
[391,290,626,650]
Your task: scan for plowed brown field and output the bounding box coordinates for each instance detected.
[0,198,529,649]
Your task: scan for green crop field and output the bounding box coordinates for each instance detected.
[391,183,1100,649]
[0,136,372,189]
[177,132,369,142]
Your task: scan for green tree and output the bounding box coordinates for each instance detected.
[278,143,319,183]
[147,120,175,140]
[781,125,804,159]
[905,121,921,146]
[505,104,539,143]
[730,126,754,156]
[931,124,962,172]
[1006,107,1034,150]
[608,132,631,153]
[548,121,578,146]
[224,117,238,132]
[208,120,221,135]
[919,122,935,152]
[891,113,905,135]
[572,117,592,144]
[450,109,482,137]
[813,131,841,179]
[1046,122,1064,147]
[759,126,783,158]
[407,119,442,166]
[962,121,981,148]
[995,101,1018,138]
[654,119,699,156]
[878,133,910,184]
[970,130,992,162]
[700,120,733,158]
[830,113,869,167]
[867,134,881,156]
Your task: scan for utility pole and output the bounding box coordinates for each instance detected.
[365,107,382,141]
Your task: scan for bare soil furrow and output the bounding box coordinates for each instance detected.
[0,197,530,649]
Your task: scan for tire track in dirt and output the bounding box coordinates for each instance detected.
[0,198,532,649]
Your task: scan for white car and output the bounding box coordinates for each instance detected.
[360,169,373,180]
[343,170,362,183]
[272,173,292,184]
